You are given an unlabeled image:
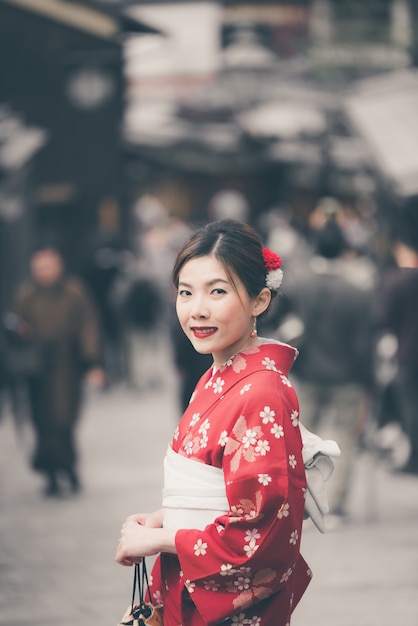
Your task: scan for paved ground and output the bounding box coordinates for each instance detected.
[1,369,417,626]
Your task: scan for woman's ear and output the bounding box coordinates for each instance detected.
[253,287,271,317]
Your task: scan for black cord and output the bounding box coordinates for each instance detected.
[130,560,151,613]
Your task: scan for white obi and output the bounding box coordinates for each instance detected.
[162,446,229,531]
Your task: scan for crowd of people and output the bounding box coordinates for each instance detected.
[0,198,417,514]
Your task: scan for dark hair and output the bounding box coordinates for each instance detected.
[172,219,276,311]
[314,219,347,259]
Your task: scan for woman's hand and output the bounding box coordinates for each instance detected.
[125,509,164,529]
[115,510,177,566]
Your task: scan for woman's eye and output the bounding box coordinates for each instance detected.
[212,288,226,295]
[178,289,191,297]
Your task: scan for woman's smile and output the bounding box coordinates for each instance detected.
[191,326,217,339]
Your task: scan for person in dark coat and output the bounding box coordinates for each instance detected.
[379,242,418,474]
[9,244,105,496]
[276,219,376,519]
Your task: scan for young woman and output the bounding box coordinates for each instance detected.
[115,219,311,625]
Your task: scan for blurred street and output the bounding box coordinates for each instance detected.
[1,3,418,624]
[1,347,417,626]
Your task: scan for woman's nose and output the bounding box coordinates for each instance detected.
[191,297,209,319]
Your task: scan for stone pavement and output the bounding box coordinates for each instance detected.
[1,375,417,626]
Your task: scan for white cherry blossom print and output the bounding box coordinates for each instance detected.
[229,504,245,518]
[289,530,299,545]
[220,563,234,576]
[255,439,270,455]
[291,410,299,426]
[231,613,247,626]
[258,473,271,486]
[280,374,292,387]
[278,502,290,519]
[289,455,297,469]
[185,580,196,593]
[234,576,251,591]
[243,542,259,557]
[261,357,277,371]
[260,406,275,423]
[271,423,284,439]
[173,425,179,440]
[247,616,261,626]
[224,416,265,471]
[242,428,258,449]
[184,440,194,456]
[200,434,209,448]
[212,377,225,394]
[194,539,208,556]
[190,412,200,427]
[218,431,228,446]
[240,383,251,395]
[244,528,261,543]
[280,568,293,583]
[152,589,163,604]
[198,418,210,435]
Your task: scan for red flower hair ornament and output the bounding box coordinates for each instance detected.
[262,248,283,290]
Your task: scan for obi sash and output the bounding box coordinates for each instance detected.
[162,446,229,530]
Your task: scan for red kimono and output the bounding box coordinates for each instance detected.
[150,341,311,625]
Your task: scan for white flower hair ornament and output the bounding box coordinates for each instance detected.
[262,247,283,290]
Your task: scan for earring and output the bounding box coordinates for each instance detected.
[250,318,257,339]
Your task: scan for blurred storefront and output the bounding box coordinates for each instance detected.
[0,0,160,305]
[0,104,47,314]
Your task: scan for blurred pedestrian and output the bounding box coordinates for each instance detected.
[7,243,105,497]
[81,197,127,386]
[116,219,312,626]
[379,240,418,474]
[120,272,166,391]
[276,217,376,520]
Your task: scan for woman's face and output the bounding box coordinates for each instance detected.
[176,254,269,368]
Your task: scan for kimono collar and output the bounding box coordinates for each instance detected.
[212,337,298,380]
[188,338,297,414]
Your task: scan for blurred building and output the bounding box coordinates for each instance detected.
[0,104,47,314]
[1,0,417,312]
[0,0,160,312]
[118,0,417,249]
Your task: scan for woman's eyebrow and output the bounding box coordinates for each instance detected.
[178,278,229,288]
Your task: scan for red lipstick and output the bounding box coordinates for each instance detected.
[191,327,217,339]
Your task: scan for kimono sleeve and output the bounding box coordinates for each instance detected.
[175,370,307,624]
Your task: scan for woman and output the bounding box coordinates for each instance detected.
[116,219,311,625]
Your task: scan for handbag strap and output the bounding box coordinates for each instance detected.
[131,560,151,610]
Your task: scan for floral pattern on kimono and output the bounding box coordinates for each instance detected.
[151,341,312,626]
